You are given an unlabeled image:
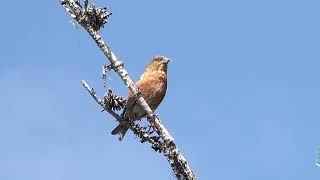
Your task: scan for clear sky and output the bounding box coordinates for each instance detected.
[0,0,319,179]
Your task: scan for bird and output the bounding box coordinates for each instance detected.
[111,55,171,141]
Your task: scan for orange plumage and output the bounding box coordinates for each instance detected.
[111,56,171,141]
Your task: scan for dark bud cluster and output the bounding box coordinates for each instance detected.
[80,0,112,31]
[104,89,126,111]
[151,138,162,153]
[132,124,163,152]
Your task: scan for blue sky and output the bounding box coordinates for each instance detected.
[0,0,319,179]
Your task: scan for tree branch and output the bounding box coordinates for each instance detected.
[60,1,196,179]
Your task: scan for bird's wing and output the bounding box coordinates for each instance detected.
[124,71,167,115]
[124,75,153,114]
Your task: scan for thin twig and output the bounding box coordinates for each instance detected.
[81,80,121,120]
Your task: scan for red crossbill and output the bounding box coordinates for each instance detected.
[111,55,171,141]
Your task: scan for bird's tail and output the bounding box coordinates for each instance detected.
[111,123,129,141]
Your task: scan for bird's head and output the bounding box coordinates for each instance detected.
[145,55,171,73]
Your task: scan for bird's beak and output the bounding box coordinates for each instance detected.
[165,58,172,64]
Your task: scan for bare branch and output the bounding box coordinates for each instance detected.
[81,80,120,120]
[61,1,196,179]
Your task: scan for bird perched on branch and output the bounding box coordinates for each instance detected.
[111,56,171,141]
